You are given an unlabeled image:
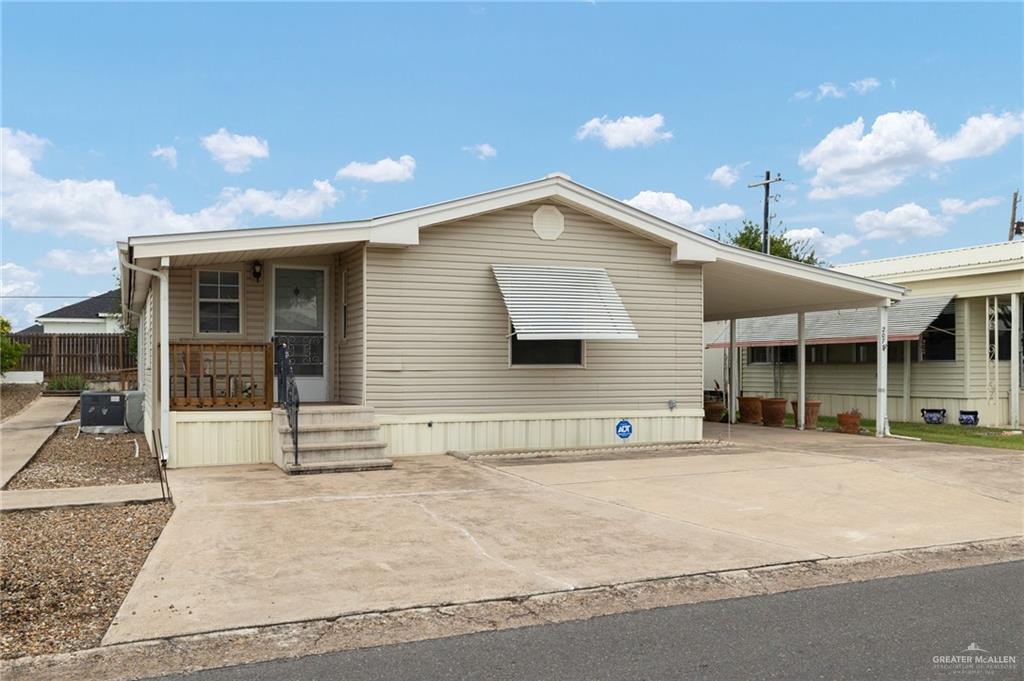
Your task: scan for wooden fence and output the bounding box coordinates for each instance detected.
[7,333,136,377]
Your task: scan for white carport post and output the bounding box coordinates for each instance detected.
[876,302,890,438]
[1011,292,1020,429]
[728,319,739,424]
[797,312,806,430]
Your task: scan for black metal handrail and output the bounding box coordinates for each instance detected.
[274,338,301,467]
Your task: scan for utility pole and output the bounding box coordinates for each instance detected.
[1010,190,1023,241]
[748,171,785,254]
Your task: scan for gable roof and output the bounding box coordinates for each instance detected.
[836,241,1023,281]
[121,174,905,321]
[37,290,119,320]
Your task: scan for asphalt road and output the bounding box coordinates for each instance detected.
[154,561,1023,681]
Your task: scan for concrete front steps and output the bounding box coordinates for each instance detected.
[272,405,392,475]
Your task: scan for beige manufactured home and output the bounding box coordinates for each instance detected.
[714,241,1023,427]
[119,175,904,471]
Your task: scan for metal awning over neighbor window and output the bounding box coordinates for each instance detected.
[710,295,954,348]
[491,264,638,340]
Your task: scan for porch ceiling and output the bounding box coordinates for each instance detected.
[703,258,903,322]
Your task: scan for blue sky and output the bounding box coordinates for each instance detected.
[2,2,1022,329]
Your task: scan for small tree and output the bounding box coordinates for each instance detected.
[0,317,27,376]
[112,272,138,359]
[728,220,821,265]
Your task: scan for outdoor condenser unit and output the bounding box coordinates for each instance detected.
[80,391,127,434]
[123,390,145,433]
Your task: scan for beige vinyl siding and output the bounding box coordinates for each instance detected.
[334,245,365,404]
[964,296,1014,399]
[364,202,703,414]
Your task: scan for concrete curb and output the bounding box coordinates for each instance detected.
[0,483,166,512]
[3,536,1021,681]
[449,439,734,462]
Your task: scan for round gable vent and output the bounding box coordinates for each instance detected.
[532,205,564,241]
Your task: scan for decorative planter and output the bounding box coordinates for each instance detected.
[738,396,763,424]
[703,400,726,423]
[760,398,788,427]
[837,412,861,434]
[958,410,979,426]
[791,400,822,430]
[921,408,947,425]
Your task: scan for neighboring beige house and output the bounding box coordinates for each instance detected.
[119,175,903,471]
[713,241,1023,427]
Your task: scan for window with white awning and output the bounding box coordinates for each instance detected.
[491,264,638,341]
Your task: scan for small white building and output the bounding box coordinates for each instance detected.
[28,290,122,334]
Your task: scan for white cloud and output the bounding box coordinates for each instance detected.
[792,89,813,101]
[854,203,948,242]
[462,143,497,160]
[0,262,42,330]
[1,128,340,244]
[783,227,860,257]
[200,128,269,173]
[337,155,416,183]
[849,77,881,95]
[708,163,747,187]
[624,191,743,231]
[151,145,178,169]
[817,82,846,100]
[42,248,118,276]
[799,110,1024,198]
[575,114,673,149]
[939,196,1001,215]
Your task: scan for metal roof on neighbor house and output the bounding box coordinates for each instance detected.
[37,289,119,319]
[492,264,639,341]
[708,295,954,348]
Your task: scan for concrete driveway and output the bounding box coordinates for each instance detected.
[104,428,1022,645]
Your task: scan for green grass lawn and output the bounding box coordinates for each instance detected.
[782,414,1024,451]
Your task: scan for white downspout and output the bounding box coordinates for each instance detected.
[120,253,171,462]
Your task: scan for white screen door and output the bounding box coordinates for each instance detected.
[273,266,328,402]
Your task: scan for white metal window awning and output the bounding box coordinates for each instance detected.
[709,295,954,348]
[491,264,639,340]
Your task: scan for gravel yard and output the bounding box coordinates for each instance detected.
[0,502,173,658]
[5,406,161,490]
[0,384,42,422]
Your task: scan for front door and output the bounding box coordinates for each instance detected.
[273,266,328,402]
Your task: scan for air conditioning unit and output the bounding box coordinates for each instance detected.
[123,390,145,433]
[80,391,127,434]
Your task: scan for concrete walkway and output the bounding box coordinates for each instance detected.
[0,482,165,512]
[104,432,1022,646]
[0,396,78,488]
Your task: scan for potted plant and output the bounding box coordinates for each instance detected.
[738,395,763,424]
[836,408,862,435]
[703,399,726,422]
[760,397,788,427]
[791,400,823,430]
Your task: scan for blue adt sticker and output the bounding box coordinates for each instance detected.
[615,419,633,440]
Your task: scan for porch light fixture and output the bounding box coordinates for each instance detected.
[251,261,263,283]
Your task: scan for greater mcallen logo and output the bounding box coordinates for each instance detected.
[932,642,1018,675]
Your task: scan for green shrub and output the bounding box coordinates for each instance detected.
[46,374,89,391]
[0,316,27,376]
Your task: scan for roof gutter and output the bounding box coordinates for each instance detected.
[118,251,170,463]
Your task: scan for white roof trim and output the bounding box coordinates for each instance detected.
[492,264,639,341]
[122,175,904,305]
[710,295,954,348]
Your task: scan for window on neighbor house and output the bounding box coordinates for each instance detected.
[855,343,877,363]
[197,270,241,334]
[808,345,828,363]
[992,301,1023,361]
[921,303,956,361]
[509,324,583,366]
[748,347,770,364]
[888,341,907,363]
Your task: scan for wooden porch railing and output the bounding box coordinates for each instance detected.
[169,341,273,410]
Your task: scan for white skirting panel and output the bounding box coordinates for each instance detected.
[168,411,274,468]
[376,409,704,457]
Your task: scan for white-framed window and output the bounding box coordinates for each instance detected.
[508,323,584,367]
[197,270,241,334]
[921,302,956,361]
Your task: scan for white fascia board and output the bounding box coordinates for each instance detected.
[716,246,906,301]
[37,317,105,323]
[131,224,373,260]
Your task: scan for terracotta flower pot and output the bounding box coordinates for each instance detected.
[837,412,861,434]
[738,396,763,424]
[791,400,823,430]
[760,398,788,427]
[703,400,726,423]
